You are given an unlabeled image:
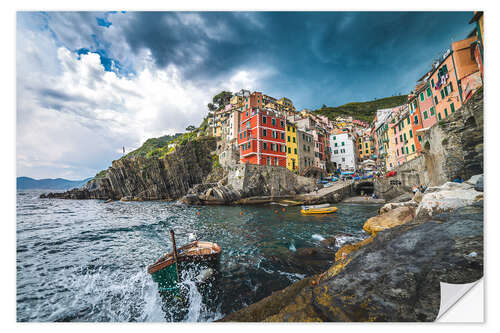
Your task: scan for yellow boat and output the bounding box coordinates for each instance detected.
[301,206,338,215]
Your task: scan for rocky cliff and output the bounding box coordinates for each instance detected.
[41,137,217,201]
[180,163,317,205]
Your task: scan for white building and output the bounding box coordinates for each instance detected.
[329,132,356,171]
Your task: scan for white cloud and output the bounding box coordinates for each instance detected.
[16,20,273,179]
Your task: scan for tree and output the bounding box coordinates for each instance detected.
[207,103,217,112]
[322,104,327,109]
[212,91,232,110]
[186,125,196,132]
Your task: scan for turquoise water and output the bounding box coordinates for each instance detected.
[16,190,381,322]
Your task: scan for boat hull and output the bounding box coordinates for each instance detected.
[301,207,338,215]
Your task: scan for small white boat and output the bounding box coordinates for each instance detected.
[301,203,331,210]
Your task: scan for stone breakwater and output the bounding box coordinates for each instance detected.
[219,175,483,322]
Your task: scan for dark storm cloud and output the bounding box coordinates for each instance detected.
[119,11,473,108]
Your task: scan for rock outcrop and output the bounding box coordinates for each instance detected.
[363,206,416,235]
[415,181,483,220]
[40,137,217,201]
[180,163,317,205]
[220,202,483,322]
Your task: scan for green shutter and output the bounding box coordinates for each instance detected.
[427,87,432,97]
[420,93,424,101]
[450,103,455,113]
[409,130,413,138]
[438,113,442,120]
[406,146,409,154]
[434,96,438,104]
[430,107,435,115]
[444,108,448,117]
[424,111,428,119]
[431,79,435,87]
[440,90,445,99]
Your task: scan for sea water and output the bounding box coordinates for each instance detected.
[16,190,381,322]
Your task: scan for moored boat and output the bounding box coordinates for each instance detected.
[301,206,338,215]
[148,234,222,292]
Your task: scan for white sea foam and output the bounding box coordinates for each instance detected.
[289,243,296,252]
[311,234,325,241]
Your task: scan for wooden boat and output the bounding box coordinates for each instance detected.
[301,206,338,215]
[148,233,222,292]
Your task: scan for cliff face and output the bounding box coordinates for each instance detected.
[181,164,317,204]
[41,137,217,201]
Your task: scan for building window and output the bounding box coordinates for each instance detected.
[263,142,267,150]
[287,136,290,142]
[292,127,295,133]
[281,132,285,140]
[287,126,290,131]
[292,137,295,143]
[333,136,336,140]
[440,90,445,99]
[406,146,409,154]
[409,130,413,138]
[400,134,403,142]
[262,116,267,124]
[393,128,396,135]
[434,96,438,105]
[418,135,422,142]
[263,129,267,137]
[444,108,448,117]
[240,133,242,139]
[365,150,368,154]
[359,144,362,149]
[412,144,415,152]
[288,147,291,154]
[401,147,405,155]
[341,142,345,146]
[303,144,306,151]
[244,131,246,138]
[430,107,436,116]
[359,150,362,155]
[431,79,435,88]
[267,157,271,165]
[280,120,284,128]
[427,87,432,97]
[407,117,410,125]
[248,141,251,150]
[395,137,398,144]
[365,143,368,148]
[450,102,455,113]
[272,118,276,126]
[414,115,418,125]
[420,93,424,101]
[294,148,297,154]
[334,150,338,154]
[403,133,407,141]
[438,113,442,120]
[334,143,338,147]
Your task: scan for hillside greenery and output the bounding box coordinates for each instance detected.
[315,95,408,123]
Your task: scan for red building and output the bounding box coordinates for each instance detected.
[238,92,287,167]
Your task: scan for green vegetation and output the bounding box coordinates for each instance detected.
[212,154,221,169]
[442,138,449,145]
[315,95,408,123]
[424,141,431,150]
[94,169,107,179]
[122,133,183,160]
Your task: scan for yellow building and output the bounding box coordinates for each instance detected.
[357,135,373,160]
[386,122,397,170]
[277,97,295,113]
[400,111,418,162]
[286,122,299,172]
[230,95,243,105]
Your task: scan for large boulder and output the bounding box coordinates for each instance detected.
[363,206,416,235]
[415,182,483,220]
[379,200,419,215]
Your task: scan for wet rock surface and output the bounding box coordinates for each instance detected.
[220,202,483,322]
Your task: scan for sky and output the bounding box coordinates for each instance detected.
[16,11,474,180]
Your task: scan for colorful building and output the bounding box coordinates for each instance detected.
[469,11,483,79]
[238,92,287,167]
[451,36,482,103]
[330,131,356,171]
[297,129,314,173]
[277,97,295,114]
[399,105,418,162]
[286,122,299,172]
